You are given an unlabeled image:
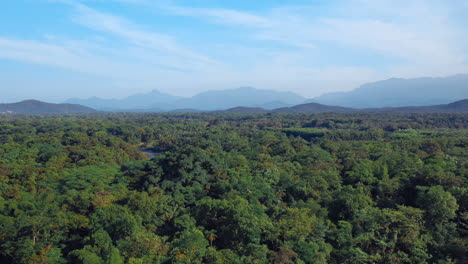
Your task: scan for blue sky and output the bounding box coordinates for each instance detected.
[1,0,468,102]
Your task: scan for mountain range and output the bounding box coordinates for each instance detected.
[64,74,468,111]
[2,99,467,114]
[312,74,468,108]
[65,90,182,111]
[3,74,468,114]
[65,87,304,111]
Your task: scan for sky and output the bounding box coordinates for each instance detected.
[1,0,468,102]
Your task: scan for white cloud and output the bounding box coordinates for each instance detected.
[0,37,179,79]
[70,2,221,69]
[166,6,272,28]
[152,0,468,79]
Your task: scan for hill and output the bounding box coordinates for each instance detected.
[222,106,268,113]
[0,100,97,114]
[442,99,468,111]
[373,99,468,113]
[273,102,354,113]
[314,74,468,108]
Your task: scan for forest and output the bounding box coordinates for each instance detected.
[0,112,466,264]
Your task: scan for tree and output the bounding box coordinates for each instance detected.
[170,228,208,263]
[417,186,459,225]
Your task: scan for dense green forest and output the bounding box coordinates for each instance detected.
[0,113,466,263]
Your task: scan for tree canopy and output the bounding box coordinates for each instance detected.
[0,112,466,263]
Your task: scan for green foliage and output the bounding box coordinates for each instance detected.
[417,185,459,224]
[0,113,466,263]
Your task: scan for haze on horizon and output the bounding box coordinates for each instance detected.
[1,0,468,103]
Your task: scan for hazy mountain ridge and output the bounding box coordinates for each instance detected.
[64,74,468,111]
[313,74,468,108]
[65,87,306,111]
[65,90,181,110]
[174,87,305,110]
[0,100,96,114]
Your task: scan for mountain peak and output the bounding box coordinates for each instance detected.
[19,99,43,104]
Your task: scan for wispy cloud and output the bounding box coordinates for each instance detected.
[0,37,184,79]
[165,6,272,28]
[71,2,221,69]
[0,0,228,92]
[145,0,468,77]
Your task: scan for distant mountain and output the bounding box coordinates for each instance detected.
[173,87,306,110]
[61,74,468,112]
[0,100,96,114]
[314,74,468,108]
[373,99,468,113]
[65,87,306,111]
[65,89,181,110]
